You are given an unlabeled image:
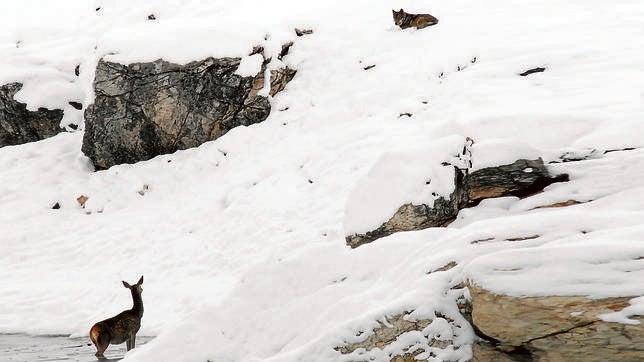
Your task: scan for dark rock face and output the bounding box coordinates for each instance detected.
[0,83,64,147]
[83,57,294,169]
[465,159,569,205]
[346,159,567,248]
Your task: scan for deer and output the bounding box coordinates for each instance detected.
[89,276,144,359]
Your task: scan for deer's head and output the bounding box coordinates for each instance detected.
[122,276,144,294]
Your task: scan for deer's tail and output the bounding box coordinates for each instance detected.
[89,325,101,346]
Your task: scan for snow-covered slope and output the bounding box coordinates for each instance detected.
[2,0,644,361]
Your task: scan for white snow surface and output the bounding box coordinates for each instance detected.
[2,0,644,361]
[235,54,265,77]
[344,135,465,235]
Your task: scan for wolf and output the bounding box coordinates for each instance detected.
[392,9,439,29]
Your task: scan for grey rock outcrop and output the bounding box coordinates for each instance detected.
[335,313,433,356]
[346,158,568,248]
[0,83,64,147]
[83,56,295,169]
[469,283,644,361]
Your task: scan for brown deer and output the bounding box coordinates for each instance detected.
[89,276,144,359]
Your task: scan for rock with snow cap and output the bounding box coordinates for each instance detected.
[0,83,64,147]
[346,158,567,248]
[83,56,295,170]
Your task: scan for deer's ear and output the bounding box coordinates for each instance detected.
[137,275,144,285]
[123,281,131,288]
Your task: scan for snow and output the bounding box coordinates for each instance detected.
[600,296,644,325]
[344,135,466,235]
[2,0,644,361]
[469,139,541,171]
[235,54,264,77]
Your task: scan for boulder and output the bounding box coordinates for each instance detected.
[465,159,568,205]
[471,342,518,362]
[346,158,567,248]
[0,83,64,147]
[469,283,644,361]
[83,56,295,169]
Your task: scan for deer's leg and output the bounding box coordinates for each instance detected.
[131,333,136,349]
[95,333,109,359]
[126,333,136,351]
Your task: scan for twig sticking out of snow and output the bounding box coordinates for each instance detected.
[519,67,546,76]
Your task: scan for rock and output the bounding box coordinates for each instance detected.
[504,235,539,242]
[391,352,426,362]
[249,45,264,56]
[137,184,150,196]
[465,159,568,205]
[0,83,64,147]
[278,41,293,60]
[534,199,582,209]
[346,158,567,248]
[346,193,464,249]
[429,261,457,273]
[471,342,518,362]
[335,301,472,361]
[469,283,644,361]
[68,101,83,110]
[269,67,297,97]
[335,313,433,355]
[294,28,313,36]
[76,195,88,207]
[83,56,294,169]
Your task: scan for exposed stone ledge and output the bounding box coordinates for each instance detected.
[468,283,644,361]
[346,158,568,248]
